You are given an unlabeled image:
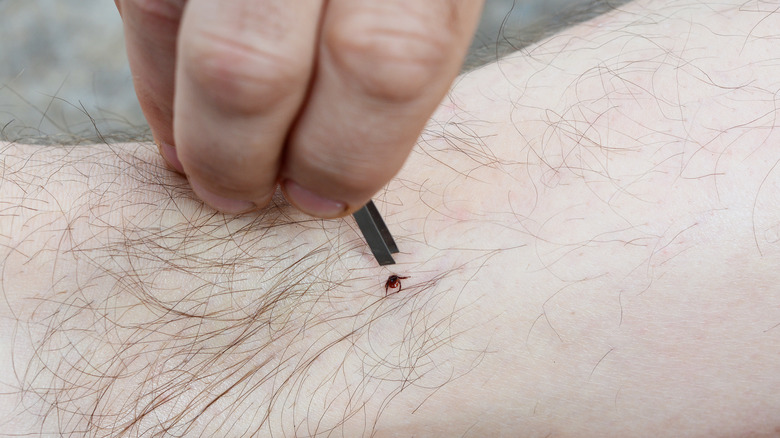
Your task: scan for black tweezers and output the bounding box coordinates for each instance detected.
[352,200,399,266]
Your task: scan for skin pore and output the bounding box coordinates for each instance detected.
[2,0,780,436]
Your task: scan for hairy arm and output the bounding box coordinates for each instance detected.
[3,0,780,436]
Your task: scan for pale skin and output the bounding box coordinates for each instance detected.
[115,0,485,217]
[3,0,780,436]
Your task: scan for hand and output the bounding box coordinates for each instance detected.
[115,0,484,217]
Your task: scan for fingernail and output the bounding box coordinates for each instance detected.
[189,178,256,214]
[157,140,184,174]
[282,179,347,218]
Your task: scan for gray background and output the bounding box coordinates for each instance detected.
[0,0,588,144]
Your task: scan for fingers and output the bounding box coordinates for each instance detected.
[280,0,485,217]
[174,0,324,213]
[117,0,187,173]
[120,0,483,217]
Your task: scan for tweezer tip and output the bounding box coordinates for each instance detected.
[353,201,398,266]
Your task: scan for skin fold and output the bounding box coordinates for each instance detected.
[2,0,780,436]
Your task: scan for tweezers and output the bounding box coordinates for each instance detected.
[352,200,399,266]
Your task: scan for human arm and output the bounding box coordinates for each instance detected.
[3,0,780,436]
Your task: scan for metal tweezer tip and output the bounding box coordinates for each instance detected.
[352,200,399,266]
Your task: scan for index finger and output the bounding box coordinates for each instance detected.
[173,0,324,213]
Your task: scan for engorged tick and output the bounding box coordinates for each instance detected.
[385,275,409,296]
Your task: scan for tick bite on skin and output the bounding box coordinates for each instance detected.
[384,274,409,296]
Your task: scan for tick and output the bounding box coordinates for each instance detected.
[385,274,409,295]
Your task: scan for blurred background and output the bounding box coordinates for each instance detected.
[0,0,600,144]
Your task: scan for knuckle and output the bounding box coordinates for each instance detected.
[325,14,452,102]
[181,30,309,114]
